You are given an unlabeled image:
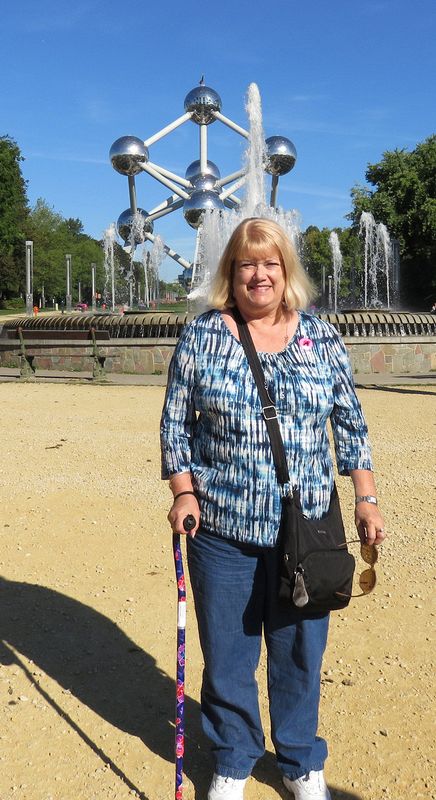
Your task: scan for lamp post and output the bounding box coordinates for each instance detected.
[91,263,97,312]
[65,254,72,311]
[25,240,34,316]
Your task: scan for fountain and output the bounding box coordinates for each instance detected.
[103,223,117,311]
[358,211,395,309]
[328,231,342,314]
[191,84,301,305]
[1,82,434,379]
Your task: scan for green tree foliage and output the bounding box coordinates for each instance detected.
[302,226,331,291]
[349,136,436,307]
[0,136,29,301]
[302,225,362,307]
[26,199,105,305]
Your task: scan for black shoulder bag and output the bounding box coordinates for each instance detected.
[235,310,355,613]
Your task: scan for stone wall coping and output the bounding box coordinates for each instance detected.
[1,334,434,348]
[0,337,178,347]
[343,335,435,345]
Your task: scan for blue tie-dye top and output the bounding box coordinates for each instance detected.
[160,309,373,546]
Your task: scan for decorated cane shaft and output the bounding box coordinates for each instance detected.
[173,514,195,800]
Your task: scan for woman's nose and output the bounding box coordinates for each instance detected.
[253,262,268,277]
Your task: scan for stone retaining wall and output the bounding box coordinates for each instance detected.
[344,336,436,374]
[0,336,435,376]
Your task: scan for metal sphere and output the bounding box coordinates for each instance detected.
[183,189,225,229]
[116,208,153,244]
[264,136,297,176]
[184,86,222,125]
[191,176,218,191]
[110,136,149,176]
[185,159,221,184]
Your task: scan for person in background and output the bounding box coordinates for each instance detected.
[161,217,385,800]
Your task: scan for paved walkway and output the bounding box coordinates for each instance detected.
[0,365,434,390]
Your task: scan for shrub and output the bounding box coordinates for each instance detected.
[1,297,25,310]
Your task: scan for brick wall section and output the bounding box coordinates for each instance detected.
[0,336,435,376]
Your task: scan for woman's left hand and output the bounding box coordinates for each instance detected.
[355,502,386,546]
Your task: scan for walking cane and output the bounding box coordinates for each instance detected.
[173,514,196,800]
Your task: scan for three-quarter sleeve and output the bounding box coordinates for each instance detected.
[160,323,197,479]
[328,329,373,475]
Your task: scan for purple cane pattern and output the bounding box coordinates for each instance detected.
[173,533,186,800]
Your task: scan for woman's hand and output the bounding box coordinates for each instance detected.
[355,502,386,546]
[350,470,386,546]
[168,494,200,537]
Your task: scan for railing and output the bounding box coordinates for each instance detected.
[2,310,435,339]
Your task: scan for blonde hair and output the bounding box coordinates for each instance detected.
[208,217,315,310]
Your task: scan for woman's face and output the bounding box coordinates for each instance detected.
[232,246,286,316]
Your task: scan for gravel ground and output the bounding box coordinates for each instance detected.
[0,382,434,800]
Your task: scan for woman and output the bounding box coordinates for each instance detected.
[161,218,385,800]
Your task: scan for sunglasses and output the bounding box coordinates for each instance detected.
[356,542,378,595]
[337,540,379,598]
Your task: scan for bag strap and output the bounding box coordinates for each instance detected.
[233,307,290,486]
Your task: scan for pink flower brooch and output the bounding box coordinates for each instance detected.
[298,336,313,349]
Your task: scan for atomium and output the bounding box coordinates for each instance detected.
[117,208,153,244]
[109,80,297,288]
[184,85,222,125]
[265,136,297,176]
[110,136,149,176]
[185,159,221,188]
[183,189,225,229]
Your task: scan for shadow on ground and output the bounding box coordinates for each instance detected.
[0,577,363,800]
[0,576,210,799]
[356,381,435,396]
[253,752,363,799]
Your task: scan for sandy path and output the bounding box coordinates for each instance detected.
[0,382,434,800]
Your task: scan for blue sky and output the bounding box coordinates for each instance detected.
[1,0,435,281]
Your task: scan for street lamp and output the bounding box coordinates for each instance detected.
[65,254,72,311]
[91,263,97,312]
[25,240,34,316]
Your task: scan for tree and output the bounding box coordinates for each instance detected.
[302,226,362,307]
[26,199,105,305]
[302,226,331,297]
[349,136,436,307]
[0,136,29,302]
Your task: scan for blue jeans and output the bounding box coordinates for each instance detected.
[187,529,329,781]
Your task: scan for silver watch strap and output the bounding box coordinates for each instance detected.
[355,495,378,505]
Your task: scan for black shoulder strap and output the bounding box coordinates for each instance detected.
[233,308,290,486]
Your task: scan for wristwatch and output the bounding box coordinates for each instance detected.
[355,495,378,505]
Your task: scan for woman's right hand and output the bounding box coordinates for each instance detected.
[168,495,200,537]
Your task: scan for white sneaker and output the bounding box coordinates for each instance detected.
[208,773,247,800]
[283,770,331,800]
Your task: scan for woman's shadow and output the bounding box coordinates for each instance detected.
[0,576,363,800]
[0,575,210,799]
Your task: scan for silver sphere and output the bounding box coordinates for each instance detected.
[185,159,221,184]
[116,208,153,244]
[110,136,149,176]
[264,136,297,176]
[191,176,218,191]
[183,189,225,229]
[184,86,222,125]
